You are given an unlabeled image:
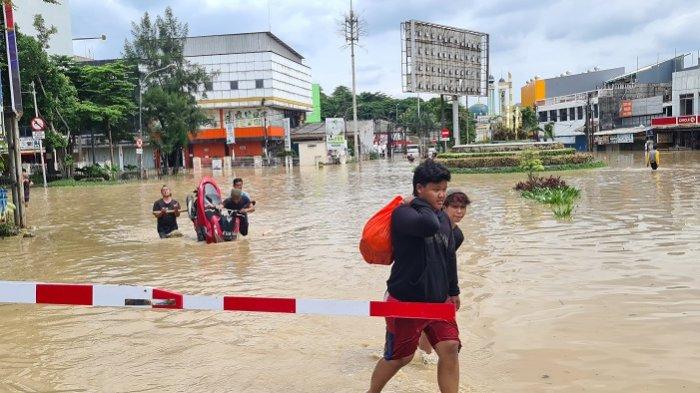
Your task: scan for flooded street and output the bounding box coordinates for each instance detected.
[1,151,699,392]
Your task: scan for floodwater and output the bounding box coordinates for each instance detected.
[1,151,699,392]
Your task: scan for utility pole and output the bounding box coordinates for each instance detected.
[30,81,47,188]
[345,0,360,161]
[2,5,25,228]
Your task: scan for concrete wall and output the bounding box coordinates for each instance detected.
[79,146,156,169]
[296,141,327,166]
[672,67,700,116]
[546,68,625,97]
[637,58,683,84]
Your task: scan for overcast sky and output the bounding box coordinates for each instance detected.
[70,0,700,104]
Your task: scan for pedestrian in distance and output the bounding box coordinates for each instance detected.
[646,143,660,170]
[22,169,33,207]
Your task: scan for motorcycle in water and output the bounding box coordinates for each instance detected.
[186,177,244,243]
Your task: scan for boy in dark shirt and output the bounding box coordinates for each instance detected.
[368,160,460,393]
[152,185,181,238]
[222,188,254,236]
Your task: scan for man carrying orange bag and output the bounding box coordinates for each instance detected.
[367,159,460,393]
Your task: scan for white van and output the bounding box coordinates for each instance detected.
[406,144,420,161]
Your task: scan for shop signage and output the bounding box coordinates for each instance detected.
[610,133,633,144]
[619,100,632,118]
[677,115,698,125]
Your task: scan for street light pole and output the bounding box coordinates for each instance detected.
[138,64,174,178]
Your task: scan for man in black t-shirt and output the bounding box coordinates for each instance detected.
[152,185,181,238]
[222,188,253,236]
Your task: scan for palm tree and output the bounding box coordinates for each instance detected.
[543,122,555,141]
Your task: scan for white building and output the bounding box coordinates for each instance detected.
[672,65,700,116]
[183,32,312,164]
[15,0,73,56]
[537,92,598,147]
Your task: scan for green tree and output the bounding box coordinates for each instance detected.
[71,61,137,173]
[521,106,541,141]
[543,122,555,141]
[16,27,79,176]
[519,149,544,181]
[123,7,211,174]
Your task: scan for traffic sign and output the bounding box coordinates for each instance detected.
[441,128,450,138]
[32,131,45,140]
[136,148,143,155]
[135,138,143,148]
[30,117,46,131]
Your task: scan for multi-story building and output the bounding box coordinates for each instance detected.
[650,62,700,149]
[185,32,312,166]
[594,57,680,150]
[528,68,623,149]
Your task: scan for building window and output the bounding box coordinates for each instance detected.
[230,81,238,90]
[680,93,694,115]
[559,108,568,121]
[569,107,576,120]
[594,104,599,118]
[549,110,557,122]
[538,111,548,122]
[255,79,264,89]
[204,82,213,91]
[577,106,583,120]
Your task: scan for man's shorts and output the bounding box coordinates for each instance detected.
[382,293,460,360]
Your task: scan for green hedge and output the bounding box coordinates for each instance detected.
[451,142,565,154]
[437,148,575,159]
[438,153,594,169]
[448,161,606,174]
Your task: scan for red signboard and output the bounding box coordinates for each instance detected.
[678,115,698,124]
[651,117,677,126]
[441,128,450,138]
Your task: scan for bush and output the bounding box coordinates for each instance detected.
[437,156,522,168]
[521,186,582,219]
[542,153,594,165]
[452,142,565,154]
[74,164,111,181]
[439,152,593,169]
[515,175,568,191]
[437,148,575,159]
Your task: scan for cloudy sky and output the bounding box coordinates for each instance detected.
[69,0,700,103]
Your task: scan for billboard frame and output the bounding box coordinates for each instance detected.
[401,20,489,97]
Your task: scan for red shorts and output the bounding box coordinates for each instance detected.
[382,294,460,360]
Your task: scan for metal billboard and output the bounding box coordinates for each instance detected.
[401,20,488,96]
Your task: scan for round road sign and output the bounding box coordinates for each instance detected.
[135,138,143,148]
[30,117,46,131]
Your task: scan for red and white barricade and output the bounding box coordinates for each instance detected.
[0,281,455,320]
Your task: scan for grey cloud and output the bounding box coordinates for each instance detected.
[67,0,700,102]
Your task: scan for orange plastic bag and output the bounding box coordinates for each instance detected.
[359,196,404,265]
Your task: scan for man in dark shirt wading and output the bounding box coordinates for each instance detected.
[368,160,460,393]
[152,185,181,238]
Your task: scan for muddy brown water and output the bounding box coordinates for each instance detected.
[1,151,699,392]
